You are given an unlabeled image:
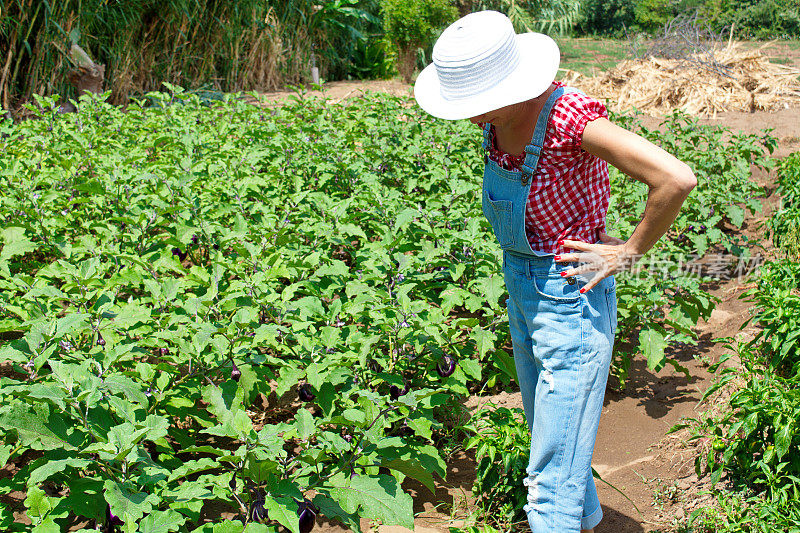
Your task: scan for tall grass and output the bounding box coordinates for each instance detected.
[0,0,380,110]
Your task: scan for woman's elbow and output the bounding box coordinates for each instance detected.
[672,162,697,193]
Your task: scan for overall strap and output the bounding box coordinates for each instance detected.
[519,86,585,179]
[481,122,492,152]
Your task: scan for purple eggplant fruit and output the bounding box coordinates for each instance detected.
[105,503,123,529]
[297,500,317,533]
[171,247,186,261]
[299,384,315,402]
[389,380,409,400]
[437,354,457,378]
[231,362,241,382]
[251,491,268,523]
[97,333,105,347]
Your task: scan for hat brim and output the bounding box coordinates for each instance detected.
[414,33,560,121]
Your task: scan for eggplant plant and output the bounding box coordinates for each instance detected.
[0,88,774,532]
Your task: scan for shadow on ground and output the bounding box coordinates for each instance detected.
[597,504,646,533]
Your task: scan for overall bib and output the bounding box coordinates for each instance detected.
[481,86,618,532]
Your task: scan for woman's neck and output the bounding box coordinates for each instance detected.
[493,84,555,155]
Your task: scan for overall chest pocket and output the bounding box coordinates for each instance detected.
[482,189,516,249]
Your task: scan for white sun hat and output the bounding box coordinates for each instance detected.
[414,10,560,121]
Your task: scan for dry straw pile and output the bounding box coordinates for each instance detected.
[563,43,800,117]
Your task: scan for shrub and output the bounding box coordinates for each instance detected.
[697,0,800,39]
[690,363,800,499]
[463,405,530,528]
[768,153,800,260]
[634,0,676,32]
[379,0,458,82]
[575,0,636,36]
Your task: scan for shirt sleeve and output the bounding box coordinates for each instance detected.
[549,92,608,149]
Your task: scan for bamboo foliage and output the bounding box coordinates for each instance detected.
[454,0,583,35]
[0,0,358,110]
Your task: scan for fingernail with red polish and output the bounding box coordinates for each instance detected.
[560,271,567,277]
[558,240,564,245]
[580,288,586,294]
[554,255,561,260]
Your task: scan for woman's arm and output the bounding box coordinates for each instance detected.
[557,117,697,292]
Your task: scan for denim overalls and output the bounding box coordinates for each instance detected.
[481,86,617,533]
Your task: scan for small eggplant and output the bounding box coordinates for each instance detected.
[251,491,268,523]
[389,380,409,400]
[105,503,123,528]
[297,500,317,533]
[437,354,457,378]
[299,384,315,402]
[231,362,241,382]
[171,247,186,261]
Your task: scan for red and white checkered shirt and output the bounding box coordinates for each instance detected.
[480,82,610,255]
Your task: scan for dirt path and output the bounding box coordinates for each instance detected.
[272,77,795,533]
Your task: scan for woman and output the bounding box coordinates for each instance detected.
[414,11,696,533]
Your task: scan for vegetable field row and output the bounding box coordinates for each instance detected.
[680,152,800,532]
[0,89,775,532]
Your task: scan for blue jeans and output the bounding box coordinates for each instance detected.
[503,251,617,532]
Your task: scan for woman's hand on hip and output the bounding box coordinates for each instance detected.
[555,232,635,293]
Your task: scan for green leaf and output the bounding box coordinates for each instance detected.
[103,480,159,524]
[104,374,149,405]
[167,458,218,483]
[26,384,68,410]
[0,403,81,450]
[474,274,505,309]
[295,409,316,440]
[139,509,187,533]
[0,444,12,467]
[493,348,517,382]
[470,327,496,359]
[776,422,793,459]
[28,458,91,487]
[381,457,435,494]
[459,357,482,381]
[0,227,36,261]
[25,485,56,520]
[312,493,361,533]
[54,313,90,339]
[306,363,322,390]
[724,204,745,228]
[326,474,413,529]
[263,496,299,533]
[639,328,668,372]
[276,367,303,397]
